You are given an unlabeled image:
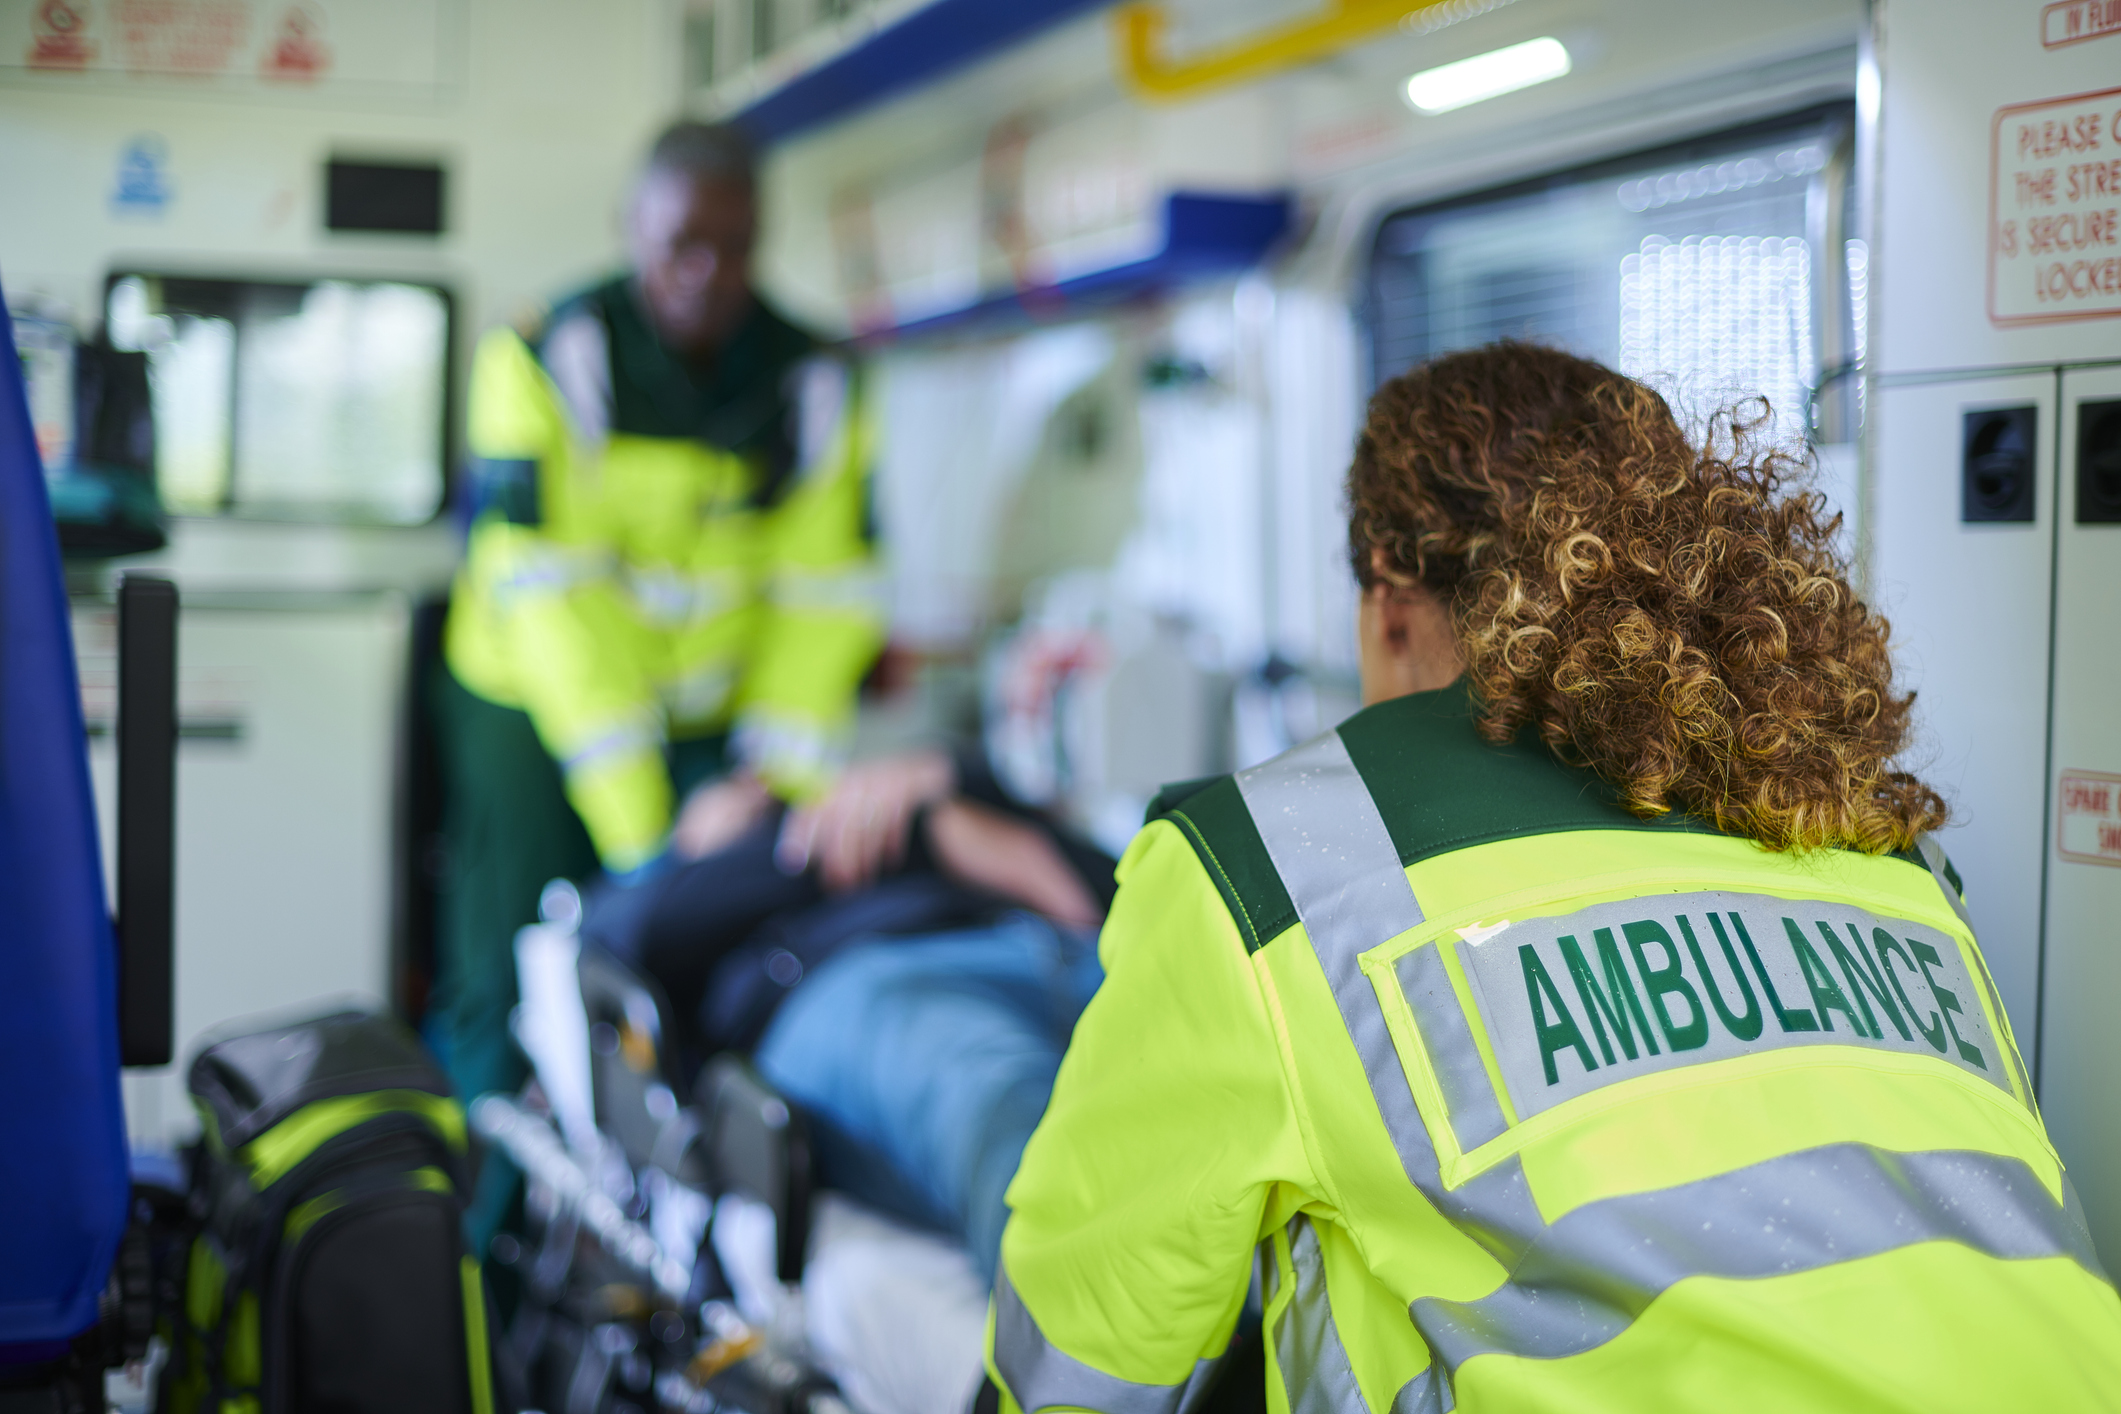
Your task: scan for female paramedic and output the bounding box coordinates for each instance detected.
[983,343,2121,1412]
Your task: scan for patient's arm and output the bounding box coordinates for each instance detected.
[924,797,1104,929]
[775,748,956,891]
[671,771,773,861]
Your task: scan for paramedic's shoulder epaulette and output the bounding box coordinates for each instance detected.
[1145,774,1298,955]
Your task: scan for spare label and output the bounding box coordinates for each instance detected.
[2060,769,2121,866]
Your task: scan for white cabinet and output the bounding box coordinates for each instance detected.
[2038,363,2121,1264]
[76,596,410,1152]
[1869,372,2057,1037]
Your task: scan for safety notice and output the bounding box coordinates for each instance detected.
[2043,0,2121,49]
[2058,769,2121,867]
[1991,86,2121,326]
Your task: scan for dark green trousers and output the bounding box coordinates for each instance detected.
[428,666,599,1103]
[427,666,727,1253]
[428,667,599,1252]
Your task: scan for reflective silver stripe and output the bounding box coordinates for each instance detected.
[1389,1368,1451,1414]
[1915,833,1975,935]
[770,566,886,615]
[793,355,852,474]
[1915,833,2035,1107]
[992,1266,1221,1414]
[1235,732,1511,1166]
[1231,734,2105,1395]
[1394,948,1509,1149]
[1276,1217,1370,1414]
[1413,1143,2107,1372]
[660,663,735,724]
[541,310,611,446]
[561,722,658,776]
[731,713,849,783]
[494,549,608,599]
[624,566,741,628]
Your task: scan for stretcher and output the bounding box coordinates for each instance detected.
[479,881,993,1414]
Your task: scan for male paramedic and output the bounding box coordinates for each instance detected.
[431,120,880,1246]
[985,343,2121,1410]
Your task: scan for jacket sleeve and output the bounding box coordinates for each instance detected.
[985,819,1315,1413]
[731,358,885,802]
[458,327,672,871]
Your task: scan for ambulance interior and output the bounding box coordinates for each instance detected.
[2,0,2118,1411]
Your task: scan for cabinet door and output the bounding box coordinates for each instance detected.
[2041,363,2121,1267]
[79,601,406,1151]
[1869,372,2058,1041]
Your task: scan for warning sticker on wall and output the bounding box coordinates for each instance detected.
[2043,0,2121,50]
[1990,86,2121,326]
[2059,769,2121,867]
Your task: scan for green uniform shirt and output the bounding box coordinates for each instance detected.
[445,281,882,869]
[988,681,2121,1413]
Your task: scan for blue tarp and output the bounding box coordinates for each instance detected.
[0,291,130,1358]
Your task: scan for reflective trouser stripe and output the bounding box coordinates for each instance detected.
[1233,728,2106,1393]
[1273,1217,1451,1414]
[992,1266,1224,1414]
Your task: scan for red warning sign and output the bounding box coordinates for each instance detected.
[27,0,96,70]
[112,0,252,77]
[260,3,327,81]
[2059,769,2121,867]
[2044,0,2121,49]
[1992,86,2121,326]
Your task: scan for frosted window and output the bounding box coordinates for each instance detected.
[1369,107,1851,448]
[1618,235,1813,447]
[107,273,451,523]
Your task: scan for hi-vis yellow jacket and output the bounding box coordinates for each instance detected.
[988,681,2121,1413]
[445,283,882,870]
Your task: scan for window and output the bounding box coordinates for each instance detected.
[105,273,454,524]
[1368,105,1857,450]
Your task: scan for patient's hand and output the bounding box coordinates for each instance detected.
[925,797,1104,929]
[671,773,773,860]
[776,747,956,890]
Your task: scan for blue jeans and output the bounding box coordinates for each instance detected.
[753,915,1102,1283]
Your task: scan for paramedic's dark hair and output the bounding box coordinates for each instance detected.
[644,120,757,186]
[1348,341,1947,855]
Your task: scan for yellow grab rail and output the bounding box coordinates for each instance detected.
[1114,0,1464,102]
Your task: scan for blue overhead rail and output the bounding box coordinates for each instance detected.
[735,0,1111,146]
[0,294,130,1361]
[876,190,1294,341]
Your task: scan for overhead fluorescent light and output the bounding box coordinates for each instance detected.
[1404,36,1571,114]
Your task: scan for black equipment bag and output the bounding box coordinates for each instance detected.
[160,1009,497,1414]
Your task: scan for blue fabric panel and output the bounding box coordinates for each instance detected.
[736,0,1107,145]
[0,293,129,1352]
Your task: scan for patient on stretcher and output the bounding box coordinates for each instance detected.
[583,744,1116,1282]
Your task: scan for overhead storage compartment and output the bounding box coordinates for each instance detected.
[688,0,1109,145]
[818,96,1292,338]
[847,188,1291,339]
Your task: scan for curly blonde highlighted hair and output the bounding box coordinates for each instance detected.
[1348,341,1944,854]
